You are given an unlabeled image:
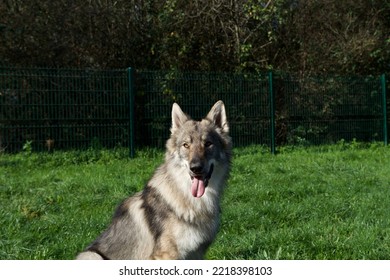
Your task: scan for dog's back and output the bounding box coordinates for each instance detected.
[77,101,232,260]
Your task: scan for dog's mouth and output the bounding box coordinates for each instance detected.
[190,164,214,198]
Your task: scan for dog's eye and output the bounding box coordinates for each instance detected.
[205,141,213,147]
[183,143,190,149]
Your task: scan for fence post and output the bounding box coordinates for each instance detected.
[268,71,276,154]
[381,74,387,145]
[127,67,135,158]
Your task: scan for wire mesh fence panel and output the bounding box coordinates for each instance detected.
[0,67,129,152]
[0,67,387,153]
[274,73,385,146]
[134,71,271,148]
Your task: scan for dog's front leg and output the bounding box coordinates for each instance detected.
[149,236,180,260]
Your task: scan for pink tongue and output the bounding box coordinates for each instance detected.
[191,177,205,198]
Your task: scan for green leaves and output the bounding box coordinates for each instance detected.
[1,0,388,74]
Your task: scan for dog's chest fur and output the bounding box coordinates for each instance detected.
[142,175,220,259]
[174,215,218,259]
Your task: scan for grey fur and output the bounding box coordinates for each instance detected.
[76,101,232,260]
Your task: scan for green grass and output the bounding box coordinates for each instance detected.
[1,143,390,259]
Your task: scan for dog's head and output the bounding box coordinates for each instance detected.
[166,101,232,198]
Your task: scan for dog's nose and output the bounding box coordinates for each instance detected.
[190,161,203,174]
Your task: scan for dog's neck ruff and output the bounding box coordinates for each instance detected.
[191,164,214,198]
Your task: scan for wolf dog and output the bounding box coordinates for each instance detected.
[77,101,232,260]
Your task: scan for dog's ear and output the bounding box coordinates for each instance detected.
[207,100,229,133]
[171,103,189,133]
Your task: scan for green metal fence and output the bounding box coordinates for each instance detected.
[133,71,387,155]
[273,72,387,148]
[0,67,387,155]
[133,71,271,148]
[0,67,130,152]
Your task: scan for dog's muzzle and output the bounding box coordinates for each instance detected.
[190,163,214,198]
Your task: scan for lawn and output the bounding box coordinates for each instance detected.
[1,143,390,259]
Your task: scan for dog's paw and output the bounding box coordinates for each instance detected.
[76,251,104,260]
